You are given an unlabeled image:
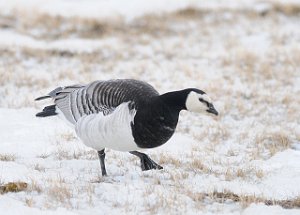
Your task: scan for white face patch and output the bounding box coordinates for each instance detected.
[199,94,212,103]
[185,91,210,113]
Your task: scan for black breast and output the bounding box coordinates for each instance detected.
[131,98,180,149]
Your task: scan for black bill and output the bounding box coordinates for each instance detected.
[207,104,218,116]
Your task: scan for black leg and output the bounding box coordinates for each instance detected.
[97,149,107,176]
[130,151,163,171]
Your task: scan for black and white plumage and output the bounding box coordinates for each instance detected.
[35,79,218,176]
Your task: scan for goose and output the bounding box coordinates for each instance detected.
[35,79,218,176]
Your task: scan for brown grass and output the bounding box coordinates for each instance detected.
[255,131,291,157]
[12,12,115,40]
[255,169,264,179]
[143,186,300,212]
[37,153,51,159]
[183,188,300,209]
[273,3,300,15]
[46,182,73,207]
[25,197,35,207]
[169,171,189,181]
[43,175,73,208]
[158,153,181,166]
[209,190,300,209]
[27,179,43,194]
[1,1,298,42]
[174,8,208,19]
[14,73,49,88]
[185,152,265,180]
[59,131,77,142]
[0,182,28,194]
[55,147,97,160]
[77,183,95,206]
[142,187,187,214]
[175,3,300,21]
[0,2,299,212]
[0,154,16,162]
[189,158,211,174]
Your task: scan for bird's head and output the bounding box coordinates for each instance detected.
[185,89,218,116]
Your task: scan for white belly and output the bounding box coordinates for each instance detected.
[75,102,139,151]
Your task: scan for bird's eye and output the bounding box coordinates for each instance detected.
[199,98,209,107]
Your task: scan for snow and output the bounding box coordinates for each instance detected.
[1,0,298,21]
[0,195,77,215]
[0,0,258,21]
[0,30,121,53]
[0,0,300,214]
[243,204,300,215]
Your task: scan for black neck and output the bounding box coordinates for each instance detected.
[159,89,189,111]
[132,91,184,149]
[131,88,204,149]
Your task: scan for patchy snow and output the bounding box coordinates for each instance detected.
[243,203,300,215]
[0,0,299,21]
[0,0,300,214]
[0,30,121,53]
[0,0,259,21]
[0,195,77,215]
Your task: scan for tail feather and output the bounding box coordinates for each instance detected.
[35,95,51,101]
[36,105,58,117]
[35,87,64,101]
[35,85,84,119]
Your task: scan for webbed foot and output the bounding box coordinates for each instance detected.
[130,151,163,171]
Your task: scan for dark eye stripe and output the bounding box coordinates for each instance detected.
[199,98,209,107]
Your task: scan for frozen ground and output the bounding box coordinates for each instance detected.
[0,0,300,214]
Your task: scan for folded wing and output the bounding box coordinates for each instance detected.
[35,79,159,125]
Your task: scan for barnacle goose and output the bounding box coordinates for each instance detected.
[35,79,218,176]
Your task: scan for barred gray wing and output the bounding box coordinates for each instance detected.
[53,79,159,124]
